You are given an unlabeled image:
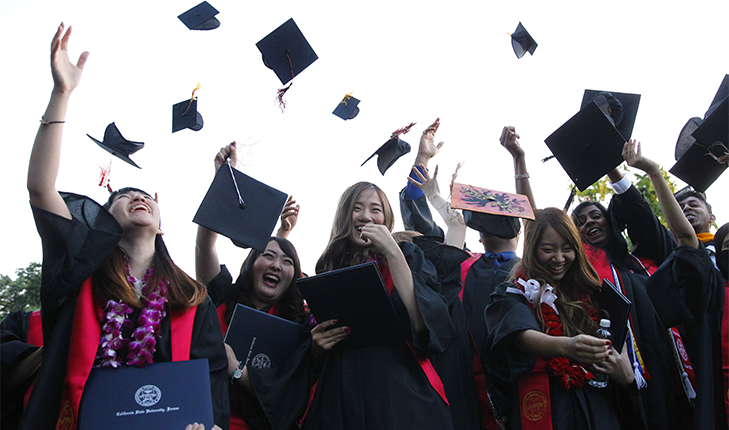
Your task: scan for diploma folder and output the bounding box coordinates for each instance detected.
[297,261,402,350]
[599,279,632,354]
[224,304,306,369]
[78,359,213,430]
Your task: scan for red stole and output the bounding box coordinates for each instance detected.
[55,277,197,430]
[459,252,482,301]
[22,310,44,408]
[378,262,449,405]
[518,357,553,430]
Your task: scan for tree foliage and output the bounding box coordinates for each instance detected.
[0,262,42,320]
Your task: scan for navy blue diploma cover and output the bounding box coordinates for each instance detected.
[599,279,632,354]
[224,304,305,369]
[78,359,213,430]
[297,261,403,350]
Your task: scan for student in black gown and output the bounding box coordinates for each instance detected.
[22,24,228,430]
[196,143,309,430]
[623,141,727,429]
[484,207,636,430]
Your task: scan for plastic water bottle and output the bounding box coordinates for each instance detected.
[588,319,612,388]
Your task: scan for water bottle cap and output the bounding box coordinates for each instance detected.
[599,319,611,328]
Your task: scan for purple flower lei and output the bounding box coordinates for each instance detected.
[95,266,168,368]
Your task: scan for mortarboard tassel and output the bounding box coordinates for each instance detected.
[182,83,202,116]
[563,186,577,212]
[277,52,295,112]
[391,122,417,139]
[706,141,729,164]
[542,155,555,163]
[99,163,113,194]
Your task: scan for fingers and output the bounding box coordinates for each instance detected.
[423,118,440,134]
[52,23,64,50]
[76,51,90,70]
[432,165,439,181]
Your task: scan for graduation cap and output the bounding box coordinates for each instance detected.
[545,101,626,191]
[510,22,537,59]
[172,85,204,133]
[332,94,360,120]
[256,18,318,86]
[670,76,729,192]
[361,123,416,175]
[193,165,289,252]
[178,1,220,30]
[451,183,534,239]
[87,122,144,169]
[580,90,641,141]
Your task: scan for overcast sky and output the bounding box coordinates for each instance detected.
[1,0,728,278]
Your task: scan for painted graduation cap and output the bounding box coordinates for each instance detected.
[333,94,360,120]
[580,90,641,141]
[670,75,729,192]
[256,18,318,85]
[172,98,203,133]
[178,2,220,30]
[193,165,288,252]
[545,101,626,191]
[511,22,537,59]
[87,122,144,169]
[451,183,534,239]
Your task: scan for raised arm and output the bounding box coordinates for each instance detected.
[276,196,299,239]
[622,140,698,248]
[27,23,89,218]
[500,126,537,211]
[195,142,237,284]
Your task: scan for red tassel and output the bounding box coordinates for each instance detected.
[390,122,417,138]
[277,82,292,112]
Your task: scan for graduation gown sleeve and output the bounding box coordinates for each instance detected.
[399,186,445,238]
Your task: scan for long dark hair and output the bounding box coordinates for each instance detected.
[224,237,306,323]
[515,208,601,337]
[571,201,638,272]
[316,182,395,274]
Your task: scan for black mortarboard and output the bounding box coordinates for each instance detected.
[545,101,626,191]
[193,165,288,252]
[675,117,702,160]
[580,90,641,141]
[178,2,220,30]
[256,18,318,85]
[463,212,521,239]
[87,122,143,169]
[297,262,402,351]
[511,22,537,59]
[172,98,203,133]
[361,136,411,175]
[332,94,360,120]
[706,74,729,118]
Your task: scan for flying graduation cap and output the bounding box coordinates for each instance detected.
[670,75,729,192]
[510,22,537,59]
[256,18,318,110]
[580,90,641,141]
[178,2,220,30]
[87,122,144,169]
[362,123,415,175]
[333,94,360,120]
[172,84,204,133]
[193,164,289,252]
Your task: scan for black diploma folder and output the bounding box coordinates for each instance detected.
[297,261,402,350]
[599,279,632,354]
[78,359,213,430]
[224,304,305,369]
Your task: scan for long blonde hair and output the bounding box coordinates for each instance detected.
[316,182,395,274]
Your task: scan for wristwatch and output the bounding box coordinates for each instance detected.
[230,361,243,384]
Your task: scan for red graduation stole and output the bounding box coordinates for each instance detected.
[459,252,482,301]
[518,357,552,429]
[378,262,449,405]
[22,310,44,408]
[55,277,197,430]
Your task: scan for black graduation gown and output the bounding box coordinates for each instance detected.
[645,245,727,430]
[207,265,305,430]
[595,184,691,429]
[20,193,230,430]
[413,236,482,430]
[484,283,622,430]
[1,311,38,430]
[250,242,458,430]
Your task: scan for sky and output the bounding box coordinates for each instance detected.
[1,0,728,279]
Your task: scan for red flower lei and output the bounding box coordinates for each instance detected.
[540,297,600,391]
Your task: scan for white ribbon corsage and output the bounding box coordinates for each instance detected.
[506,278,559,315]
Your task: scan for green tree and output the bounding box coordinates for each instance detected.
[0,262,42,320]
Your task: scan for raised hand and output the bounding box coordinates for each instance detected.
[50,23,89,95]
[214,142,237,172]
[407,163,440,200]
[415,118,444,166]
[277,196,300,239]
[622,139,658,175]
[500,126,524,159]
